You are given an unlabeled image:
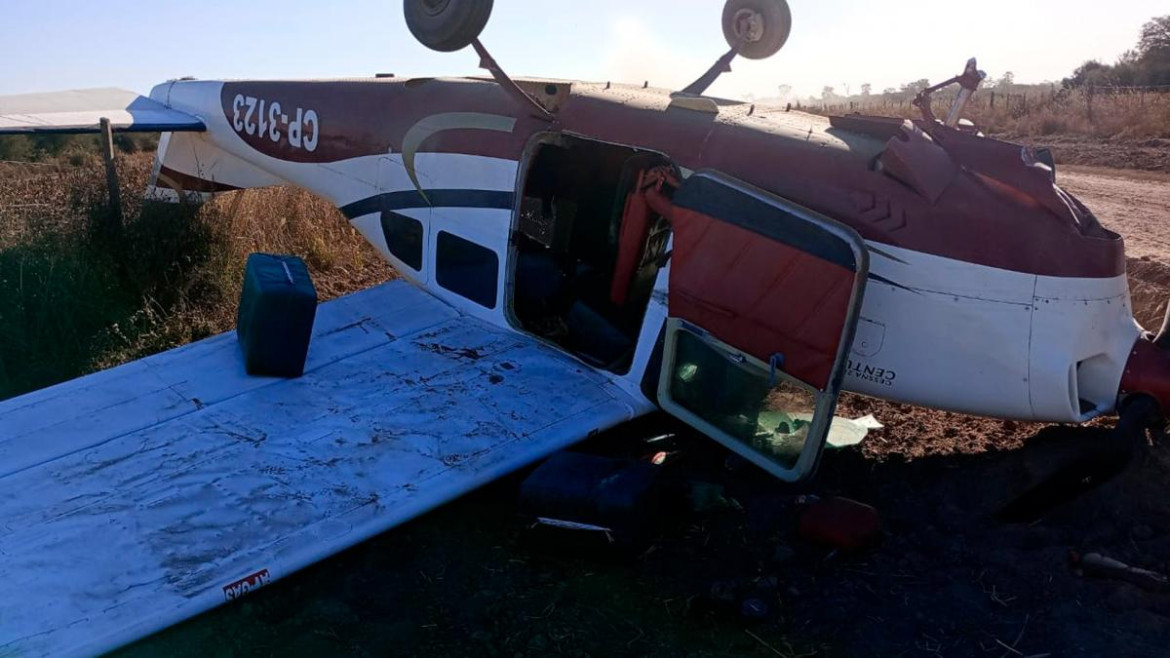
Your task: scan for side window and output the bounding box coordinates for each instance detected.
[381,211,423,272]
[664,322,822,473]
[436,231,499,309]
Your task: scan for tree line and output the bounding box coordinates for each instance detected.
[1063,15,1170,89]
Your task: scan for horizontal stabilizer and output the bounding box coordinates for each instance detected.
[0,88,204,134]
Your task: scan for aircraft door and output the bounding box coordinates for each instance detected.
[658,171,868,482]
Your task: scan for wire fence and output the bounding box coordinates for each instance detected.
[797,84,1170,139]
[804,84,1170,114]
[0,160,61,167]
[0,159,74,182]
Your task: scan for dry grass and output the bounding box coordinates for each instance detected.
[0,152,392,399]
[808,88,1170,141]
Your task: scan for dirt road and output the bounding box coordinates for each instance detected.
[1061,167,1170,332]
[117,169,1170,658]
[1063,167,1170,265]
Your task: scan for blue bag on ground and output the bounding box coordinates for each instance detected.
[237,253,318,377]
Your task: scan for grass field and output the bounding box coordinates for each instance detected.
[0,153,391,401]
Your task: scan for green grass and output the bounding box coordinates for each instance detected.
[0,166,227,399]
[0,152,392,401]
[0,229,140,396]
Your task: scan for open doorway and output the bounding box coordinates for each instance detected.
[510,136,674,373]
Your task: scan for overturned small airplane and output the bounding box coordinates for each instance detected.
[1,0,1166,655]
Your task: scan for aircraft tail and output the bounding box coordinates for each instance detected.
[146,131,283,203]
[0,86,281,203]
[0,88,204,135]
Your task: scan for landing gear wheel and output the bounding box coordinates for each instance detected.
[722,0,792,60]
[404,0,494,53]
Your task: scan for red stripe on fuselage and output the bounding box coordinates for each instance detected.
[209,78,1123,279]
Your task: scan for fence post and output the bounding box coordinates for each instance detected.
[99,117,123,232]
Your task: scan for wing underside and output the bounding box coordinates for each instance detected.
[0,87,204,134]
[0,281,641,657]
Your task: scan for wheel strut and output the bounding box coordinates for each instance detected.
[999,395,1160,522]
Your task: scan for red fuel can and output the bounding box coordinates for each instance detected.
[798,496,882,552]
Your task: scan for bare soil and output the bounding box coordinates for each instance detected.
[108,168,1170,657]
[1063,166,1170,336]
[1062,167,1170,264]
[1001,136,1170,173]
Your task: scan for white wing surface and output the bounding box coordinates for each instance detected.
[0,281,640,657]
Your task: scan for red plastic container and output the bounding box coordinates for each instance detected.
[798,497,882,552]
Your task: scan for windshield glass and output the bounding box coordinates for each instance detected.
[667,328,822,470]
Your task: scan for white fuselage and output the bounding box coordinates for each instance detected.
[150,80,1142,424]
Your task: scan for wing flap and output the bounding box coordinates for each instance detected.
[0,87,204,134]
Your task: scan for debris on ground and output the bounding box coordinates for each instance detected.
[705,577,781,623]
[688,481,743,513]
[826,414,885,448]
[518,451,666,547]
[798,496,883,553]
[1073,552,1170,593]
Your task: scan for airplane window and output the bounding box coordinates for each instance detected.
[436,231,499,309]
[668,329,819,470]
[381,211,423,271]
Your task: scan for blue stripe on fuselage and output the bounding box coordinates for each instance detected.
[341,189,515,219]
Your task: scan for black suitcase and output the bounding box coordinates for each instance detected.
[237,253,318,378]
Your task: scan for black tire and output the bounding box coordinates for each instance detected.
[722,0,792,60]
[404,0,494,53]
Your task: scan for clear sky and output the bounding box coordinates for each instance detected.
[1,1,1164,100]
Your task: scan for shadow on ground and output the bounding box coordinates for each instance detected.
[116,416,1170,657]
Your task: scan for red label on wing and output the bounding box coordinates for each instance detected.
[222,568,272,601]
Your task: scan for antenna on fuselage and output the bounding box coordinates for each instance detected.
[681,0,792,96]
[404,0,553,121]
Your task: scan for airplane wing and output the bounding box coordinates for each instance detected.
[0,281,643,657]
[0,87,204,134]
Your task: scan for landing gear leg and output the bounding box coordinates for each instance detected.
[999,395,1160,522]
